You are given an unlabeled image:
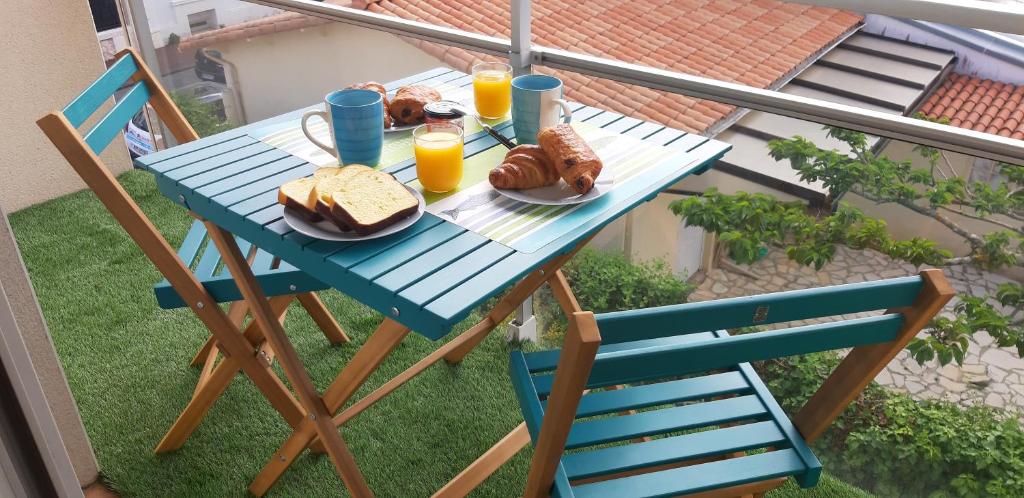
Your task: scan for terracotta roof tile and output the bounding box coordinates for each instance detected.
[182,0,860,133]
[921,73,1024,142]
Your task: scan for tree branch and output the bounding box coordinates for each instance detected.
[940,206,1023,232]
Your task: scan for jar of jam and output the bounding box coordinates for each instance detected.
[424,100,465,129]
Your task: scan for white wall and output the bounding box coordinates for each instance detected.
[144,0,280,48]
[0,0,132,213]
[213,23,443,123]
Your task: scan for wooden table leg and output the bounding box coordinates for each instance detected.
[431,423,531,498]
[208,224,376,498]
[250,319,409,496]
[297,292,350,344]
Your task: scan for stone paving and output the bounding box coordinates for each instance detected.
[690,246,1024,417]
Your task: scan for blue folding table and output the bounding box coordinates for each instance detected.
[135,67,731,496]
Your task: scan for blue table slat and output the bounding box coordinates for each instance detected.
[564,395,767,449]
[322,215,447,267]
[398,242,514,311]
[170,142,282,182]
[667,133,711,152]
[350,222,464,281]
[550,371,750,418]
[140,67,731,339]
[374,230,488,293]
[646,127,687,146]
[197,154,306,200]
[603,115,644,134]
[562,421,787,481]
[585,111,625,128]
[145,136,258,174]
[572,449,806,498]
[624,121,665,140]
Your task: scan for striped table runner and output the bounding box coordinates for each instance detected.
[252,98,680,253]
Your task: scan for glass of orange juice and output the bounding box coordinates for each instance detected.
[413,123,464,193]
[472,62,512,119]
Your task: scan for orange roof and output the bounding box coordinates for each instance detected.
[179,1,352,50]
[183,0,862,133]
[919,73,1024,141]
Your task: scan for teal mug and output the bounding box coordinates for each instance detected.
[301,89,383,166]
[511,74,573,145]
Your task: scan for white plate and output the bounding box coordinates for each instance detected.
[494,168,615,206]
[282,185,425,241]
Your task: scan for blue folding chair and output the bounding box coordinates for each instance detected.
[37,48,350,454]
[446,269,952,497]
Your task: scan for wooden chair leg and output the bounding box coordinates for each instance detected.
[250,319,409,497]
[296,291,350,344]
[432,423,531,498]
[155,296,297,453]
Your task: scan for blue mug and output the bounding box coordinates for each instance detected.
[511,74,573,145]
[301,89,383,166]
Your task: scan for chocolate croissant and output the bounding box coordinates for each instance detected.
[389,85,442,125]
[537,124,603,194]
[489,145,559,190]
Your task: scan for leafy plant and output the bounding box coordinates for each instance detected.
[756,352,1024,498]
[170,92,234,138]
[672,123,1024,366]
[535,249,692,344]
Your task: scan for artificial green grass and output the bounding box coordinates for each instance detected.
[10,170,875,497]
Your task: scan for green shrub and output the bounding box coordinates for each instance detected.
[170,92,234,138]
[535,249,693,344]
[756,353,1024,498]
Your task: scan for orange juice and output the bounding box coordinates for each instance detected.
[414,126,464,193]
[473,64,512,119]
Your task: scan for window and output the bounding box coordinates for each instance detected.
[187,9,218,35]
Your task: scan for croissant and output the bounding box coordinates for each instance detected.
[489,145,559,190]
[537,124,603,194]
[389,85,442,125]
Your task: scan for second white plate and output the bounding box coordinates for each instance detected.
[282,185,425,241]
[494,168,615,206]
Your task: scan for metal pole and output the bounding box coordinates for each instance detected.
[507,0,537,340]
[121,0,178,147]
[509,0,532,76]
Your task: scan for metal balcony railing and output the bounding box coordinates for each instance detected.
[242,0,1024,165]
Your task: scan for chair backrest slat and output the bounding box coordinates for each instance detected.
[596,276,922,345]
[587,314,903,388]
[82,81,150,154]
[63,54,139,128]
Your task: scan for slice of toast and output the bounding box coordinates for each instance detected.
[278,176,324,221]
[310,165,374,230]
[330,171,419,235]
